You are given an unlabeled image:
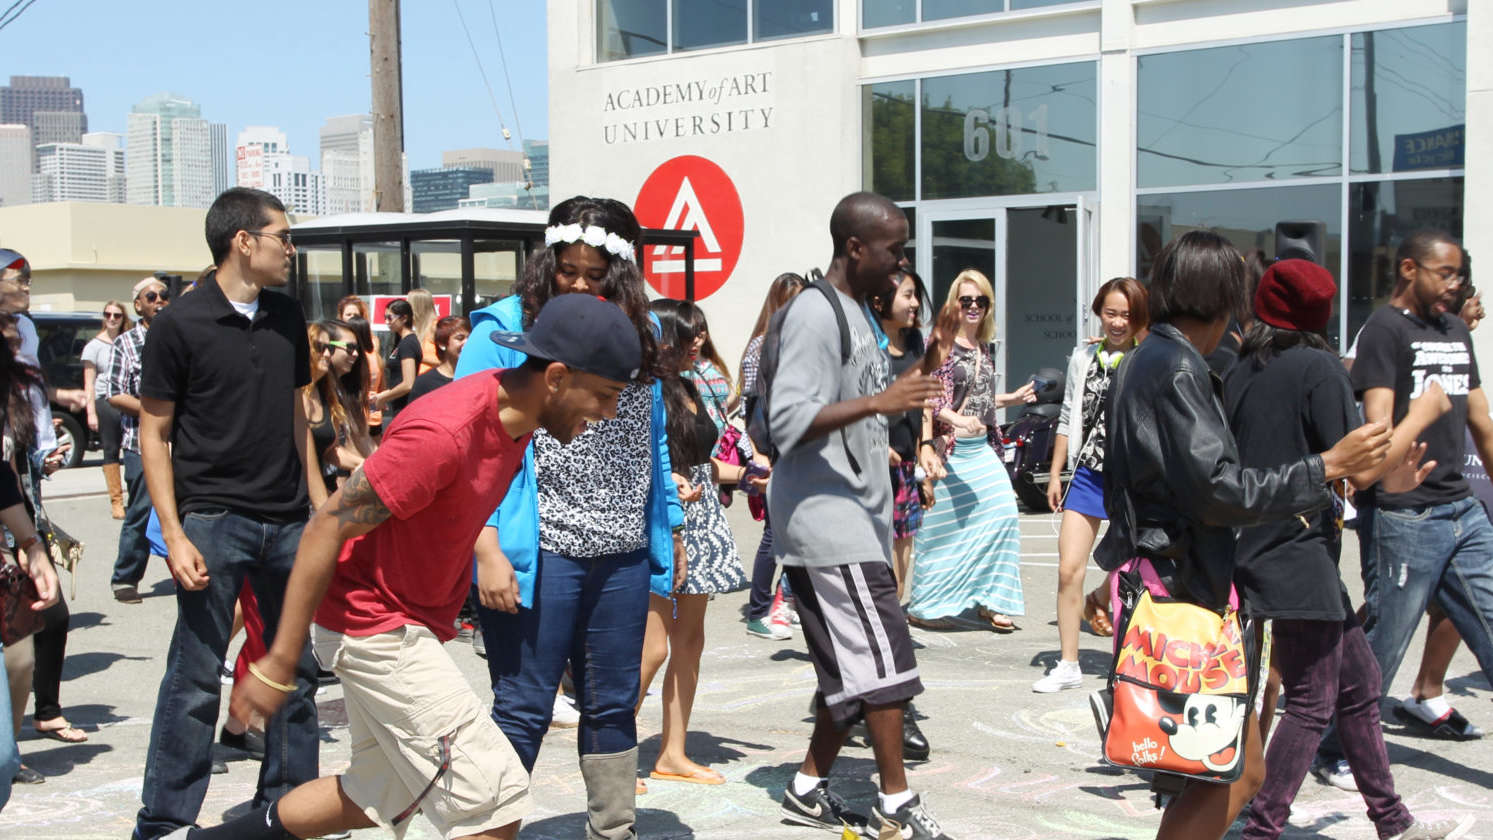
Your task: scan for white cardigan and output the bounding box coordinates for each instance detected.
[1056,342,1100,473]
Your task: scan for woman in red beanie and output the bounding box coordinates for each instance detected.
[1224,259,1459,840]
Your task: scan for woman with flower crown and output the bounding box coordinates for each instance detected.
[454,196,685,840]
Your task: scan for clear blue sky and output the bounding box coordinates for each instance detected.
[2,0,548,169]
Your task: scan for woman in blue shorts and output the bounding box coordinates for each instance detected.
[1033,277,1148,693]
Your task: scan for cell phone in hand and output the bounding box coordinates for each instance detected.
[1030,376,1051,391]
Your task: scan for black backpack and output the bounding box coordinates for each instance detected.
[745,269,862,475]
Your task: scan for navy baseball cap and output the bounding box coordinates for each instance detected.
[491,294,642,383]
[0,249,28,277]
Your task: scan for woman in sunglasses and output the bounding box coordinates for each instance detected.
[301,319,373,502]
[81,300,133,519]
[910,269,1036,632]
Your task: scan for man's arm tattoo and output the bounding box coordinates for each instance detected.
[333,465,392,529]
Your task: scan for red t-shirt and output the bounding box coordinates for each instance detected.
[315,369,530,641]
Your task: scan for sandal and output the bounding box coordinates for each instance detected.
[977,608,1016,633]
[1083,588,1114,637]
[35,720,88,743]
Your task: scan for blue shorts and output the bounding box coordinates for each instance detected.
[1064,465,1107,520]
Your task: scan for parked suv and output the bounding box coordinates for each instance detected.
[32,311,103,468]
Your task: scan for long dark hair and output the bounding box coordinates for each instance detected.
[650,299,707,466]
[516,195,658,381]
[317,318,369,431]
[0,314,42,450]
[683,301,731,392]
[345,315,375,353]
[386,299,414,334]
[1237,319,1333,367]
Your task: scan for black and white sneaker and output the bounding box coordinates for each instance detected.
[1089,688,1112,740]
[870,794,951,839]
[780,780,867,832]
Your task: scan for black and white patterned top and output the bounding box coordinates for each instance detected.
[536,383,653,557]
[105,324,149,454]
[1075,349,1121,472]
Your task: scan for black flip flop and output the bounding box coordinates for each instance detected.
[1393,702,1484,740]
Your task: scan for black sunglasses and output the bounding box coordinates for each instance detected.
[392,733,452,824]
[958,295,990,310]
[143,290,169,303]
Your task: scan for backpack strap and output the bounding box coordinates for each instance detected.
[803,268,862,476]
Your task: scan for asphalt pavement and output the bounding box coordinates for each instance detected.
[0,464,1489,839]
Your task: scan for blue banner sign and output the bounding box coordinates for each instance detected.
[1393,125,1464,171]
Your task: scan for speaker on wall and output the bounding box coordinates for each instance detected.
[1275,221,1327,264]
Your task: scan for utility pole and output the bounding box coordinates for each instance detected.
[370,0,405,212]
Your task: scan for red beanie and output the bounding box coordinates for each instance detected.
[1253,259,1336,333]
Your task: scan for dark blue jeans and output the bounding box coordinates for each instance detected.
[478,547,649,771]
[0,639,17,811]
[745,515,792,621]
[133,510,318,840]
[112,450,153,587]
[1320,497,1493,764]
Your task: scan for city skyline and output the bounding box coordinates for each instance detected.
[0,0,547,175]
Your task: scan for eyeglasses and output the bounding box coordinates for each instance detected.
[1415,261,1465,286]
[392,733,452,824]
[314,339,353,354]
[142,290,168,303]
[103,311,124,320]
[247,229,294,248]
[958,295,991,311]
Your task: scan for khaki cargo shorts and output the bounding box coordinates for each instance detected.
[312,623,532,839]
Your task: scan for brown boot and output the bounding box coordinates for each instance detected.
[103,462,125,519]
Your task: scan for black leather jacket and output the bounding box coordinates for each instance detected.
[1096,323,1333,610]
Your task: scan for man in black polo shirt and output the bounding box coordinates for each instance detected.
[133,188,323,840]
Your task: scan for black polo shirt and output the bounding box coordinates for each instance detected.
[140,276,311,521]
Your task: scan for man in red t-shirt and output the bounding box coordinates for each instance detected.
[182,294,642,840]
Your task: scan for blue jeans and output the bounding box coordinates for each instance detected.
[112,450,154,587]
[0,639,16,812]
[477,547,649,771]
[1320,497,1493,764]
[746,515,791,621]
[133,510,318,840]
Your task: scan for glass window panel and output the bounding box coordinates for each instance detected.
[1351,23,1467,174]
[923,0,1004,21]
[1005,206,1077,401]
[863,81,916,202]
[862,0,914,27]
[597,0,666,61]
[929,217,995,308]
[412,241,463,317]
[673,0,746,52]
[901,206,917,272]
[921,62,1097,198]
[1138,37,1342,187]
[353,242,404,343]
[1136,184,1341,345]
[1347,178,1463,343]
[756,0,832,40]
[474,240,524,312]
[298,247,346,323]
[1011,0,1092,7]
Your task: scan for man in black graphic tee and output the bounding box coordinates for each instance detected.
[1315,230,1493,783]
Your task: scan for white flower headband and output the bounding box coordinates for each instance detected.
[544,223,636,264]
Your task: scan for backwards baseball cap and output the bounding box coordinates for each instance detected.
[491,293,642,383]
[1254,258,1337,333]
[0,248,29,277]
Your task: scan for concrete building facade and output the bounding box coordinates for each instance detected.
[554,0,1481,382]
[0,124,31,206]
[125,93,223,209]
[442,147,525,182]
[33,133,126,204]
[0,75,86,149]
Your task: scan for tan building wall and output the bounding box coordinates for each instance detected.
[0,201,213,314]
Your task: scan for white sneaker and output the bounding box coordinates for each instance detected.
[1032,660,1083,693]
[551,692,581,729]
[769,593,794,637]
[1310,757,1358,792]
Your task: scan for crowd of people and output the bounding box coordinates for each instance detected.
[0,185,1486,840]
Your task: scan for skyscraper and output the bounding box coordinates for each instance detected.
[33,132,125,203]
[238,126,325,216]
[410,166,493,213]
[211,122,231,198]
[441,147,524,182]
[523,139,549,190]
[126,93,217,208]
[0,124,31,206]
[0,76,86,148]
[320,114,374,214]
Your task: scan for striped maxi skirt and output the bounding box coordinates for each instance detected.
[908,435,1025,620]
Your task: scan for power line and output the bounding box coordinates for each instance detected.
[0,0,41,32]
[486,0,539,210]
[450,0,513,148]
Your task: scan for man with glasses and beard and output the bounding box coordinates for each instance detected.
[106,276,170,605]
[133,188,324,840]
[1312,229,1493,793]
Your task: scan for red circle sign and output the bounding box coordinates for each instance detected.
[633,155,744,300]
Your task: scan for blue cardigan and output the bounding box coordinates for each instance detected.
[454,294,683,603]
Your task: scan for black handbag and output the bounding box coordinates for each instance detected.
[0,559,45,645]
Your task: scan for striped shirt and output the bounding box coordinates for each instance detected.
[105,324,148,453]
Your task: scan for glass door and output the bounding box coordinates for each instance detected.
[918,199,1088,418]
